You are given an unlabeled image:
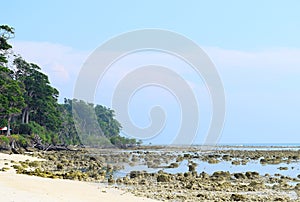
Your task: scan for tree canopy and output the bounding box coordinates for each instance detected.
[0,24,140,149]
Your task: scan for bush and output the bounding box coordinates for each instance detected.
[28,122,46,135]
[11,134,29,147]
[0,135,10,150]
[23,122,51,144]
[0,136,10,144]
[13,122,55,145]
[110,136,137,147]
[18,124,32,135]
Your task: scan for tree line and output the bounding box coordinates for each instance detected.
[0,25,139,149]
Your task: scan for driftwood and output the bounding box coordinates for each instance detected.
[31,134,72,151]
[10,140,24,154]
[0,134,79,153]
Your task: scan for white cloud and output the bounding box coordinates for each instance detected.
[50,62,70,80]
[10,41,300,143]
[12,41,89,101]
[201,46,300,97]
[12,41,89,83]
[11,40,300,105]
[204,46,300,71]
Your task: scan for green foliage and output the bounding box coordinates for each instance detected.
[110,136,139,147]
[2,80,25,117]
[17,123,32,135]
[71,99,134,147]
[28,122,47,135]
[15,121,51,144]
[94,105,122,138]
[0,119,7,127]
[0,25,14,63]
[26,122,54,144]
[0,27,25,135]
[10,134,29,147]
[58,99,83,145]
[0,136,9,144]
[71,99,112,147]
[72,99,101,137]
[0,24,138,149]
[14,57,61,132]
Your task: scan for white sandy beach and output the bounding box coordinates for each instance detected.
[0,153,157,202]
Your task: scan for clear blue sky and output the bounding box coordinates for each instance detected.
[1,0,300,144]
[2,1,300,50]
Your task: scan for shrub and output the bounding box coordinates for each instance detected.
[0,136,10,144]
[18,124,32,135]
[11,134,29,147]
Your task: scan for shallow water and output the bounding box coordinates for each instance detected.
[216,147,300,151]
[113,147,300,179]
[114,159,300,178]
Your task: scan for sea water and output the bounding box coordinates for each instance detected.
[114,144,300,179]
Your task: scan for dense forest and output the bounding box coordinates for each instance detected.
[0,25,139,151]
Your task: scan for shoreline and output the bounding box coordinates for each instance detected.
[0,152,157,202]
[1,146,300,201]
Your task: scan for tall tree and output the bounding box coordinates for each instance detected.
[0,79,25,135]
[0,25,14,64]
[13,57,32,124]
[72,99,101,136]
[57,98,80,145]
[14,57,61,132]
[0,25,25,135]
[95,105,122,137]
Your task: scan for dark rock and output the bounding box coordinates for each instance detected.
[56,163,63,170]
[188,164,196,172]
[207,159,220,164]
[245,171,259,179]
[212,171,231,180]
[130,171,143,179]
[199,171,209,179]
[222,155,231,161]
[90,156,97,161]
[249,181,265,189]
[278,167,288,170]
[168,162,179,168]
[230,194,246,201]
[108,175,115,184]
[234,173,246,179]
[183,172,191,178]
[231,160,240,165]
[157,173,170,182]
[196,193,205,198]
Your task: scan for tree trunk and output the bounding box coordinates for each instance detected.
[25,110,29,124]
[22,108,30,124]
[7,115,11,136]
[22,109,26,124]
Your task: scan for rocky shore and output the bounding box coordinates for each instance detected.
[1,146,300,201]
